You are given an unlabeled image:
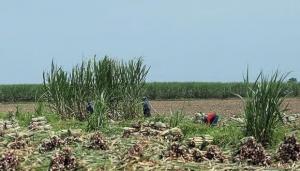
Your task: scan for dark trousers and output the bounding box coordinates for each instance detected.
[211,115,219,126]
[144,108,151,117]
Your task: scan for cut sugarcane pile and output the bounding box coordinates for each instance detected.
[233,136,271,166]
[205,145,226,162]
[0,151,19,171]
[28,117,52,131]
[131,121,142,131]
[192,149,205,162]
[39,135,64,152]
[163,142,191,161]
[123,121,183,142]
[162,142,225,163]
[0,120,20,134]
[148,121,168,131]
[122,121,169,138]
[161,127,183,142]
[187,137,205,148]
[86,132,109,150]
[282,113,300,124]
[187,135,214,148]
[50,147,77,171]
[58,129,83,144]
[127,142,145,157]
[122,127,138,138]
[2,120,299,170]
[39,130,84,153]
[277,135,300,163]
[7,136,28,150]
[123,140,149,162]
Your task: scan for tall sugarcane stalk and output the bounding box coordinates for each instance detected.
[238,70,289,146]
[42,57,149,123]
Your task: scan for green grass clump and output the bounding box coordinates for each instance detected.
[169,109,185,128]
[87,93,109,131]
[42,56,149,121]
[239,70,289,146]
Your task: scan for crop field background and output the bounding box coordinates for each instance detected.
[0,82,300,102]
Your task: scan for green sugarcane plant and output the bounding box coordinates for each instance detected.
[169,109,185,128]
[43,61,71,118]
[87,92,108,130]
[42,56,149,122]
[237,70,289,146]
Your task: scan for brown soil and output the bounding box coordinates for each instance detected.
[0,98,300,117]
[151,98,300,117]
[0,102,37,114]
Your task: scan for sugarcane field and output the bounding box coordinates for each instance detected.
[2,1,300,170]
[0,56,299,171]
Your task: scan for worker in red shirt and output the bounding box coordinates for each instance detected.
[202,112,219,126]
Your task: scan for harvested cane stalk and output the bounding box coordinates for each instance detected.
[187,137,204,148]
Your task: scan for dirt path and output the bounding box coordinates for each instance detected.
[1,98,300,117]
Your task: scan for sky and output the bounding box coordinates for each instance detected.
[0,0,300,84]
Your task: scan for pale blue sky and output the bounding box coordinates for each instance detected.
[1,1,299,83]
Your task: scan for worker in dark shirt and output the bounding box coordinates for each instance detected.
[142,97,151,117]
[86,101,94,114]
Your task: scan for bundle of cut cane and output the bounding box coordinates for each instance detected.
[140,127,161,137]
[277,135,300,163]
[39,135,64,152]
[57,129,83,144]
[126,141,149,158]
[233,136,271,166]
[87,132,109,150]
[205,145,226,163]
[50,147,77,171]
[163,142,191,161]
[151,121,168,131]
[187,137,204,148]
[202,134,214,144]
[0,151,19,170]
[122,121,167,138]
[28,117,52,131]
[7,136,28,149]
[131,121,142,132]
[192,148,205,162]
[0,120,20,134]
[161,127,183,142]
[122,127,137,138]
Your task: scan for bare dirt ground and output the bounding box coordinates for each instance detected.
[1,98,300,117]
[151,98,300,117]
